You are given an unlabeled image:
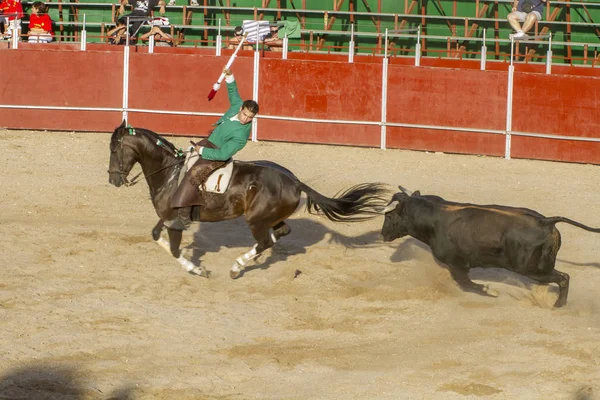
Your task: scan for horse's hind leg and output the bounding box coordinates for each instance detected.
[272,221,291,242]
[230,222,278,279]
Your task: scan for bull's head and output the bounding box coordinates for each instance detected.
[380,186,420,242]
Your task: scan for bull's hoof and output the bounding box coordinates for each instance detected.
[483,285,499,297]
[553,298,567,308]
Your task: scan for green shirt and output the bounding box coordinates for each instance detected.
[202,80,251,161]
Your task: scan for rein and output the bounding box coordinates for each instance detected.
[109,126,187,187]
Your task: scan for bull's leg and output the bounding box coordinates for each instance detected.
[152,219,164,241]
[448,266,499,298]
[524,270,570,308]
[230,223,279,279]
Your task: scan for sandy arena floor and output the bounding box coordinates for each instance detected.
[1,129,599,400]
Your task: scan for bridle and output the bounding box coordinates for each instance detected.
[108,126,187,187]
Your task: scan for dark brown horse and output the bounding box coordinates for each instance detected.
[108,121,388,278]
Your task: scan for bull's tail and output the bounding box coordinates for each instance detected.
[297,182,388,222]
[546,217,600,233]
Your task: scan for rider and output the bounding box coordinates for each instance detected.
[168,67,259,230]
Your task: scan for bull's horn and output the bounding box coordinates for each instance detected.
[398,186,412,196]
[381,200,399,214]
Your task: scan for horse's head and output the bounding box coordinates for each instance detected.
[108,120,139,187]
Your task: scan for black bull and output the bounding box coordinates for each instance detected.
[381,187,600,308]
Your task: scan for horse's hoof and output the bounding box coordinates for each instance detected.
[230,269,242,279]
[190,266,208,278]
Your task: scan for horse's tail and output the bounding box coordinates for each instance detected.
[297,182,389,222]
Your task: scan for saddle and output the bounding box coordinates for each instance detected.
[170,139,231,209]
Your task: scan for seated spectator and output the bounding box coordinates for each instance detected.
[140,24,172,46]
[27,1,53,43]
[264,25,282,52]
[107,22,127,45]
[118,0,165,40]
[508,0,547,39]
[0,0,24,40]
[166,0,198,6]
[227,25,252,50]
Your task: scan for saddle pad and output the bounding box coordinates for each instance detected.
[203,160,234,194]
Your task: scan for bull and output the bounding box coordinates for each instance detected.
[380,186,600,308]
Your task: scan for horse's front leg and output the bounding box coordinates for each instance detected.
[154,227,208,277]
[152,219,164,241]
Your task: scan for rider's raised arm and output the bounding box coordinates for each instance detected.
[225,73,244,111]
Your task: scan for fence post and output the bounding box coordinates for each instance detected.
[415,25,421,66]
[80,14,87,51]
[381,29,389,150]
[546,32,553,75]
[505,38,515,160]
[348,23,355,63]
[148,34,155,53]
[251,49,260,142]
[122,45,130,123]
[282,32,289,59]
[480,28,487,71]
[216,18,222,56]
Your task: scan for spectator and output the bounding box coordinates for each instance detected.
[227,25,252,50]
[508,0,547,39]
[27,1,53,43]
[118,0,166,40]
[140,24,172,46]
[166,0,198,6]
[264,25,282,52]
[107,22,127,45]
[0,0,24,40]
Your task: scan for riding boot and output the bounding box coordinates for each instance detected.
[164,206,192,230]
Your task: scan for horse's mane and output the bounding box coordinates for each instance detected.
[134,127,181,156]
[114,124,182,159]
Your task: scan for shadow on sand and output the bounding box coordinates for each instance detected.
[0,364,135,400]
[185,216,383,277]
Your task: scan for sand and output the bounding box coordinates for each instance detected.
[1,129,599,400]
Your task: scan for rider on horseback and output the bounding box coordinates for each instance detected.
[168,67,259,230]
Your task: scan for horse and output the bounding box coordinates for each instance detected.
[107,120,388,278]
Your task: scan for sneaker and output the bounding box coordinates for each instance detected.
[167,0,176,5]
[510,31,528,40]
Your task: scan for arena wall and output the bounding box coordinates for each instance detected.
[0,45,599,164]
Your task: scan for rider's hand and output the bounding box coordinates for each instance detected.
[223,68,232,76]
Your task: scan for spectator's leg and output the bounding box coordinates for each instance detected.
[507,11,523,33]
[521,13,539,34]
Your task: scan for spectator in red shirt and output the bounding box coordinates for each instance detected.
[0,0,24,40]
[27,1,53,43]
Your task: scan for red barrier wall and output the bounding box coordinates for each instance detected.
[126,52,255,136]
[0,47,123,131]
[0,47,599,164]
[257,58,381,147]
[385,65,507,156]
[511,72,600,164]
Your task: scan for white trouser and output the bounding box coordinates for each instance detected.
[28,33,53,43]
